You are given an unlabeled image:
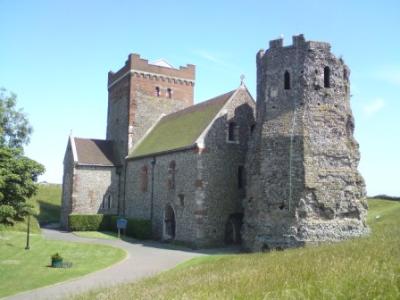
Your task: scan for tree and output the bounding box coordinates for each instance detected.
[0,88,33,148]
[0,89,44,225]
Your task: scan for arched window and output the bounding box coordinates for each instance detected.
[324,66,330,88]
[250,124,256,134]
[228,122,237,141]
[168,161,176,190]
[178,194,185,207]
[284,71,291,90]
[141,165,148,192]
[167,88,172,98]
[155,86,160,97]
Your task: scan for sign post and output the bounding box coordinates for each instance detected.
[116,218,127,239]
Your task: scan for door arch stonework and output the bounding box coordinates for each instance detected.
[163,204,176,240]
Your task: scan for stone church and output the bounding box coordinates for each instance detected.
[61,35,368,251]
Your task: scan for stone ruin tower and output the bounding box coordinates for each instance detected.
[243,34,369,251]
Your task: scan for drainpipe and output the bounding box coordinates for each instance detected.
[150,157,156,223]
[116,167,121,216]
[123,163,127,217]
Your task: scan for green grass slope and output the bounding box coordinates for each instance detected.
[75,199,400,300]
[0,183,61,233]
[0,231,126,298]
[0,215,41,233]
[32,183,62,225]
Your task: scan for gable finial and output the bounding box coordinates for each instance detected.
[240,74,245,86]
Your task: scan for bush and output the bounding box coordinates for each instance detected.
[110,216,151,239]
[51,253,63,260]
[68,214,151,239]
[68,214,112,231]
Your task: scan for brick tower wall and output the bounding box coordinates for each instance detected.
[106,54,195,163]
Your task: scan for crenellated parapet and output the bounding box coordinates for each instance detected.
[108,54,195,90]
[261,34,331,54]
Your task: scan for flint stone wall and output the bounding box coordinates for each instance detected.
[60,143,74,228]
[125,150,203,247]
[243,35,369,251]
[69,166,118,218]
[199,88,255,245]
[125,88,255,247]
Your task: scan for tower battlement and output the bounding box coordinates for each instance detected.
[259,34,331,60]
[108,54,195,89]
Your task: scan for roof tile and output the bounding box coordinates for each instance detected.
[129,90,235,158]
[74,138,116,166]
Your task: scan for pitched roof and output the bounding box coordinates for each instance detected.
[73,138,116,166]
[128,90,235,159]
[150,59,174,68]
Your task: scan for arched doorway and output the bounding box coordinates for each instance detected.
[225,213,243,245]
[163,204,176,240]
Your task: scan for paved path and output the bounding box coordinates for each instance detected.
[6,228,236,300]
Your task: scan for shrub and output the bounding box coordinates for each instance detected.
[127,218,151,239]
[51,253,63,260]
[110,216,151,239]
[68,214,151,239]
[68,214,112,231]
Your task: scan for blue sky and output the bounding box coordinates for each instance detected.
[0,0,399,196]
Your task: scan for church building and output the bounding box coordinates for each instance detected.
[61,53,255,247]
[62,35,368,251]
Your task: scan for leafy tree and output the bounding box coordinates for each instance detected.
[0,89,44,225]
[0,88,33,148]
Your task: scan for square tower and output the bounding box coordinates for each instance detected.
[106,54,195,164]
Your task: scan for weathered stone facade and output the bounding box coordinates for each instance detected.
[61,35,368,250]
[60,139,74,228]
[242,35,368,251]
[61,137,118,228]
[125,87,255,247]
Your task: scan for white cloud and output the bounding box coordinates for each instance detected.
[375,67,400,86]
[363,98,385,117]
[195,50,226,65]
[193,50,238,71]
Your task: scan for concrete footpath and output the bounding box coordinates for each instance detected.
[5,228,236,300]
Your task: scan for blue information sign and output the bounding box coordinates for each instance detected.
[117,218,127,230]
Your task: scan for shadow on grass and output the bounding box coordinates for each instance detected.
[37,200,60,225]
[106,232,241,255]
[45,226,240,256]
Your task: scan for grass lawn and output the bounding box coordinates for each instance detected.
[0,231,126,298]
[0,183,61,234]
[0,215,41,233]
[74,199,400,300]
[73,231,119,240]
